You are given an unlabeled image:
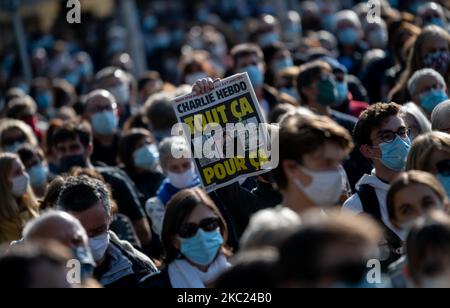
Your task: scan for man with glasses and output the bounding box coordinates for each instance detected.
[81,90,120,166]
[58,175,158,288]
[343,103,411,266]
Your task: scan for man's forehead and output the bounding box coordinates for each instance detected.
[87,94,113,107]
[70,203,109,229]
[57,137,81,147]
[417,76,440,89]
[374,115,404,133]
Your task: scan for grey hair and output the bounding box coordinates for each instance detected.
[407,68,446,97]
[400,102,432,136]
[335,10,362,31]
[83,89,117,108]
[431,100,450,131]
[418,2,445,18]
[158,136,190,169]
[240,207,301,250]
[95,66,129,84]
[23,209,87,242]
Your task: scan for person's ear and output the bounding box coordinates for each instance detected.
[282,160,312,186]
[86,142,94,157]
[282,160,298,180]
[300,86,315,104]
[391,217,401,230]
[172,236,181,251]
[360,144,378,160]
[108,213,114,226]
[443,201,450,214]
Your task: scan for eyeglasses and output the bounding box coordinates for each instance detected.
[178,217,221,239]
[377,127,410,144]
[436,159,450,176]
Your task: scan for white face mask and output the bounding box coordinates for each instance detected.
[167,167,197,189]
[293,165,344,208]
[88,232,110,263]
[11,174,30,198]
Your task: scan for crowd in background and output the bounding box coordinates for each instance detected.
[0,0,450,288]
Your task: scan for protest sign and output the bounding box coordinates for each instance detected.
[172,73,272,192]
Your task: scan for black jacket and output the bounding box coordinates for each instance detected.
[139,267,172,288]
[213,181,282,239]
[94,232,158,288]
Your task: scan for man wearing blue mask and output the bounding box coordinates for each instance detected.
[58,176,157,288]
[418,2,448,29]
[296,60,372,190]
[95,67,132,127]
[334,10,365,76]
[82,90,120,167]
[344,103,412,262]
[407,68,448,118]
[230,44,281,118]
[51,121,153,256]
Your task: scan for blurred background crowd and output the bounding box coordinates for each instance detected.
[0,0,450,288]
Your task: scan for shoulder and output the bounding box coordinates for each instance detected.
[139,268,172,288]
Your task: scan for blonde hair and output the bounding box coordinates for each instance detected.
[406,131,450,172]
[0,153,39,222]
[0,119,38,151]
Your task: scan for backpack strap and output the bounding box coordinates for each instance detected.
[356,184,382,222]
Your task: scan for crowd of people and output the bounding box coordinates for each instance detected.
[1,0,450,288]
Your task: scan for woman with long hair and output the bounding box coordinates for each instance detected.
[389,25,450,104]
[0,153,39,244]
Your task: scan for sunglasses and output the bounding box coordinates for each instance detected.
[178,217,221,239]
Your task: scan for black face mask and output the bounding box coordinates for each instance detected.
[59,154,87,174]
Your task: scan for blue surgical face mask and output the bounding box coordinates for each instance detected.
[240,65,264,89]
[338,28,358,46]
[28,164,49,188]
[143,15,158,31]
[91,110,118,135]
[378,135,412,171]
[64,71,80,87]
[36,91,52,110]
[258,32,280,47]
[427,17,446,28]
[3,141,25,153]
[71,246,95,281]
[17,83,30,94]
[335,81,349,104]
[154,33,171,49]
[323,14,336,31]
[79,62,93,78]
[179,228,224,266]
[273,58,294,72]
[437,174,450,198]
[420,89,448,113]
[133,144,159,171]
